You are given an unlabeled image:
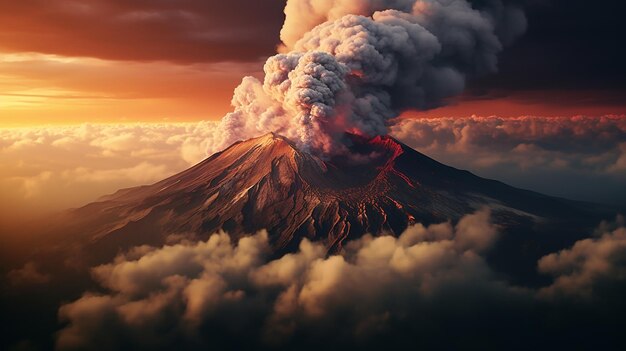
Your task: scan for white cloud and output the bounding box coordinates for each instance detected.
[0,122,217,217]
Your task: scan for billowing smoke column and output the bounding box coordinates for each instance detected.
[208,0,527,155]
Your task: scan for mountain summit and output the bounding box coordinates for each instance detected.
[66,133,583,257]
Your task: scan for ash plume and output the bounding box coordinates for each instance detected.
[208,0,528,155]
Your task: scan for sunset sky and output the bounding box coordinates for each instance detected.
[1,0,625,126]
[2,2,626,350]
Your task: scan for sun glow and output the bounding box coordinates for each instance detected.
[0,51,260,126]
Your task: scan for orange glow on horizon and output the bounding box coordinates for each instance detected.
[0,51,263,127]
[1,51,625,127]
[400,90,626,119]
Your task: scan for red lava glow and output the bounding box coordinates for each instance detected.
[368,135,416,189]
[347,127,367,137]
[349,69,366,78]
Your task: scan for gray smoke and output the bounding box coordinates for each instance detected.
[207,0,527,155]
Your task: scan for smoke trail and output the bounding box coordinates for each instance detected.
[207,0,527,155]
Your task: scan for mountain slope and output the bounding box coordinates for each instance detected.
[63,132,587,257]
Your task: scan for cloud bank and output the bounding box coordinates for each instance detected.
[1,115,624,223]
[391,115,626,205]
[538,216,626,299]
[56,211,626,350]
[57,210,518,349]
[0,123,216,218]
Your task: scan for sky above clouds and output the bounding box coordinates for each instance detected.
[0,0,625,125]
[0,0,283,125]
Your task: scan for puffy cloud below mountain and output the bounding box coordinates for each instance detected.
[538,216,626,299]
[56,211,626,350]
[57,210,523,350]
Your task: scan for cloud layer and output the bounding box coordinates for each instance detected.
[57,210,516,349]
[56,211,626,350]
[538,216,626,299]
[7,262,51,287]
[205,0,528,155]
[0,123,215,219]
[391,115,626,205]
[0,52,260,124]
[2,115,624,224]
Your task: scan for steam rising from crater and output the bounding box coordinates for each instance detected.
[208,0,527,155]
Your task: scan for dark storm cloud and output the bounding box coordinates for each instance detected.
[56,212,626,350]
[1,0,621,94]
[0,0,285,63]
[470,0,626,91]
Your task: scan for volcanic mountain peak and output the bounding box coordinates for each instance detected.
[224,132,299,159]
[67,132,585,259]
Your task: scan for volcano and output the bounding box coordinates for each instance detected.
[58,132,593,260]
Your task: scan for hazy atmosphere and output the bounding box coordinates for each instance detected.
[1,1,625,350]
